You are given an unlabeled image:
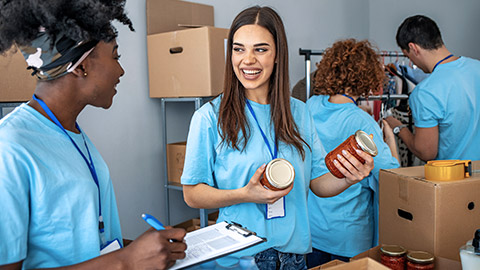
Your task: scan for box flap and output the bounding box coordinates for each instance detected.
[326,258,389,270]
[351,246,381,262]
[146,0,214,35]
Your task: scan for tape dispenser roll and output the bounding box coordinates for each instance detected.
[424,160,472,181]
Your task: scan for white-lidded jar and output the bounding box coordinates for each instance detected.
[260,158,295,191]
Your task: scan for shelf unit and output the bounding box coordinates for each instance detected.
[161,97,212,228]
[0,102,23,119]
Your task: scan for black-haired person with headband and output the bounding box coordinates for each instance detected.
[0,1,186,269]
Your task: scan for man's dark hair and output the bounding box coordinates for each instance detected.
[396,15,443,51]
[0,0,134,54]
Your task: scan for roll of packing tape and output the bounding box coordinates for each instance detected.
[424,160,472,181]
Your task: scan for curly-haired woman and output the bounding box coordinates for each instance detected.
[306,39,400,267]
[0,1,186,269]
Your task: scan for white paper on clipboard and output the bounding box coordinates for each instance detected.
[170,221,266,270]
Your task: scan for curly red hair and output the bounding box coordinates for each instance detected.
[313,39,385,97]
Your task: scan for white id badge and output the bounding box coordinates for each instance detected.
[266,197,285,219]
[100,238,122,255]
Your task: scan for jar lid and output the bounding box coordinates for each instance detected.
[380,245,407,256]
[407,251,434,264]
[265,158,295,189]
[355,130,378,156]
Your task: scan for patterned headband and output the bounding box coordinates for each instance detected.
[19,28,98,81]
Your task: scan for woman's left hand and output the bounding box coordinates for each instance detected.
[333,148,374,185]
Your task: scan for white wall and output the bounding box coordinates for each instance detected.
[191,0,369,85]
[77,0,480,239]
[369,0,480,59]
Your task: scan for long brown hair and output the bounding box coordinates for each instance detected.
[218,6,309,159]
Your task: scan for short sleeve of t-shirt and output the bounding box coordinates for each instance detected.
[409,86,444,128]
[181,105,218,186]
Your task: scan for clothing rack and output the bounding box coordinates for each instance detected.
[357,94,408,101]
[298,48,408,100]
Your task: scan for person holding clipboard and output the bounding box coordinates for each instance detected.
[0,1,186,269]
[181,6,374,269]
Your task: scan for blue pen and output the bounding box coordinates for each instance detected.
[142,213,166,230]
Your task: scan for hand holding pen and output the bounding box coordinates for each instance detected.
[116,213,187,270]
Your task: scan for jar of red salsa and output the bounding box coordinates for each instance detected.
[325,130,378,178]
[380,245,406,270]
[406,251,434,270]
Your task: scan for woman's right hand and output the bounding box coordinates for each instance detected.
[120,227,187,270]
[243,164,293,204]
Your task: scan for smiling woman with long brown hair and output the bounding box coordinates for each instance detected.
[181,6,374,269]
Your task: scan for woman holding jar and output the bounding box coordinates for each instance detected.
[306,39,400,268]
[181,7,374,269]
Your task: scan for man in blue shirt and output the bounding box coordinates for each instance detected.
[386,15,480,161]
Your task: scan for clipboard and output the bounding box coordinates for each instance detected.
[170,221,267,270]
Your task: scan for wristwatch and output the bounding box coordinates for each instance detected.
[393,124,408,135]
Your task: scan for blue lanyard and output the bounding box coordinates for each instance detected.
[342,94,358,106]
[32,95,105,236]
[432,54,454,72]
[246,99,278,160]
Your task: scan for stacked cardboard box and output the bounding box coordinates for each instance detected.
[166,141,186,184]
[0,47,36,102]
[146,0,214,35]
[146,0,228,98]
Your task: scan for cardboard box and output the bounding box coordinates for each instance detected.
[309,259,346,269]
[146,0,214,35]
[315,258,389,270]
[174,211,218,232]
[174,218,216,232]
[379,161,480,261]
[147,26,228,98]
[351,245,461,270]
[0,47,36,102]
[166,142,186,184]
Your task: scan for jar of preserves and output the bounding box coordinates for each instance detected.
[325,130,378,178]
[260,158,295,191]
[380,245,406,270]
[406,251,434,270]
